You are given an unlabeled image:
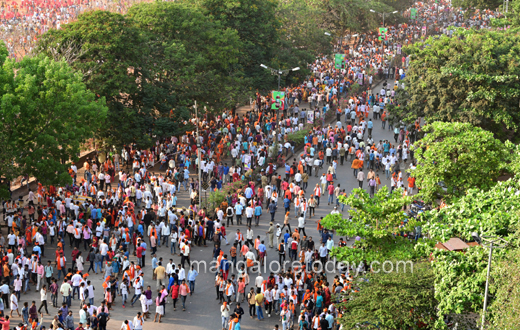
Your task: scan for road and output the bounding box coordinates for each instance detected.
[6,80,397,330]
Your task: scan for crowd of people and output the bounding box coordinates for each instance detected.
[0,1,504,330]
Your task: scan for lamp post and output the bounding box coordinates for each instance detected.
[193,101,202,210]
[369,9,398,27]
[260,64,300,91]
[471,232,509,330]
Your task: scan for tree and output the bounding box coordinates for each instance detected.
[488,228,520,329]
[202,0,281,90]
[321,187,418,263]
[339,262,437,330]
[417,178,520,328]
[393,29,520,141]
[411,122,512,203]
[321,0,400,36]
[126,1,246,112]
[451,0,502,11]
[0,49,107,197]
[36,11,153,148]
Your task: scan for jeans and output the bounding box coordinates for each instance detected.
[95,261,102,273]
[222,316,229,329]
[382,121,386,129]
[328,195,333,204]
[63,295,71,307]
[256,305,264,320]
[171,242,176,254]
[353,168,358,177]
[181,295,187,309]
[122,293,127,306]
[189,281,195,293]
[131,293,141,305]
[162,236,169,247]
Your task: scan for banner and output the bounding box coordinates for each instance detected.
[357,73,364,85]
[422,26,427,36]
[307,111,314,124]
[378,27,388,41]
[410,8,417,19]
[396,44,402,54]
[271,91,285,110]
[334,54,346,69]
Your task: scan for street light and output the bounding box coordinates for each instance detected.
[260,64,300,91]
[193,101,202,210]
[471,232,509,330]
[369,9,398,26]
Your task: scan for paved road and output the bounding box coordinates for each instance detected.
[6,80,397,330]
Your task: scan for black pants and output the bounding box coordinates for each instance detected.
[340,155,344,165]
[38,300,49,314]
[249,304,256,316]
[298,227,307,237]
[247,217,252,227]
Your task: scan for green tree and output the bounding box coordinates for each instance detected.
[488,228,520,329]
[202,0,281,90]
[411,122,512,203]
[417,178,520,328]
[339,262,437,330]
[36,11,154,148]
[321,187,418,263]
[393,29,520,140]
[126,1,245,113]
[451,0,502,11]
[0,50,107,197]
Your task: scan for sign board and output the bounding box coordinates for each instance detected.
[307,111,314,124]
[334,54,346,69]
[271,91,285,110]
[410,8,417,19]
[396,44,402,54]
[378,27,388,41]
[422,26,427,36]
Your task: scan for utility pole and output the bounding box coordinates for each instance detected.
[194,101,202,210]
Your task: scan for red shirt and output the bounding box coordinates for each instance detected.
[136,246,144,258]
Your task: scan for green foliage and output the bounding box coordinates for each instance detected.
[36,11,155,148]
[321,187,421,263]
[411,122,512,203]
[285,129,311,146]
[339,262,437,330]
[202,0,280,90]
[451,0,502,11]
[417,178,520,326]
[0,51,107,198]
[321,0,401,35]
[488,227,520,329]
[127,1,246,111]
[394,29,520,140]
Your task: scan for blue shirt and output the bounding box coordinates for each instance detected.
[284,232,290,243]
[141,242,147,255]
[235,204,243,215]
[245,187,253,199]
[254,206,262,216]
[152,257,158,269]
[367,121,373,129]
[258,244,266,253]
[188,270,198,281]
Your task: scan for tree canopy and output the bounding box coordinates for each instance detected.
[391,29,520,141]
[339,262,437,330]
[411,122,512,203]
[0,45,107,197]
[321,187,419,263]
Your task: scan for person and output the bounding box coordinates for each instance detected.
[9,292,20,317]
[133,313,144,330]
[247,288,256,319]
[188,265,198,295]
[221,302,230,330]
[179,279,190,311]
[254,288,264,321]
[153,293,164,323]
[170,282,179,311]
[38,285,49,315]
